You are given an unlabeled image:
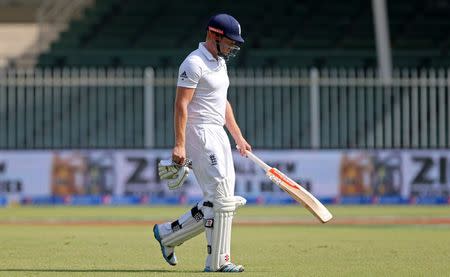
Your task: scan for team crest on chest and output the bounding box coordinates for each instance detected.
[209,154,218,166]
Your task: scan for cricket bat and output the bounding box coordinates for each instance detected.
[242,149,333,223]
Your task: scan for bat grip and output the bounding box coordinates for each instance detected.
[236,145,271,172]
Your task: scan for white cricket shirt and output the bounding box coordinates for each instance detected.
[177,42,229,126]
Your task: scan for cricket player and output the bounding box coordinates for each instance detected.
[153,14,251,272]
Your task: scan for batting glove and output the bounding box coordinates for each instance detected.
[158,159,192,190]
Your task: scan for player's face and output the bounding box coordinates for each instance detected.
[219,37,236,53]
[219,37,240,59]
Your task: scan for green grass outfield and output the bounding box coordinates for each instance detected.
[1,206,450,276]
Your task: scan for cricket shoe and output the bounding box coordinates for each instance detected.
[204,263,245,272]
[153,224,177,266]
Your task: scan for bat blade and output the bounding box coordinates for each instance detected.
[268,168,333,223]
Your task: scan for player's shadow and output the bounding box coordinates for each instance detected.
[0,268,200,273]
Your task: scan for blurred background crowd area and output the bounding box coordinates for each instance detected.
[1,0,450,69]
[0,0,449,150]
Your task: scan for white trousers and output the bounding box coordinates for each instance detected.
[186,123,236,200]
[158,123,238,270]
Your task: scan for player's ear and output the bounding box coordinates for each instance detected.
[210,31,222,41]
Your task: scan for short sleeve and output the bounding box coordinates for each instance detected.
[177,59,202,88]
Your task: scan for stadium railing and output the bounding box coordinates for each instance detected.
[0,67,449,149]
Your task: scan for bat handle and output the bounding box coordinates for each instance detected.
[236,145,271,172]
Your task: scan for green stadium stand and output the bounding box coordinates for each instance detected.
[19,0,450,151]
[36,0,450,68]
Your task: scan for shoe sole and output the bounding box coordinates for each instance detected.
[153,225,177,266]
[204,265,245,272]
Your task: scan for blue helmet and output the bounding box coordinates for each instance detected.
[207,14,244,44]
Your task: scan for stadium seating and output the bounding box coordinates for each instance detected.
[7,0,447,150]
[36,0,450,68]
[3,1,449,150]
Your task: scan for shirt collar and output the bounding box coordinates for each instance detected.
[199,42,222,62]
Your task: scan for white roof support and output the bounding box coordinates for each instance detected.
[372,0,393,84]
